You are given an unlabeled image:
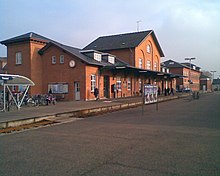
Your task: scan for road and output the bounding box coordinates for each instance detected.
[0,92,220,176]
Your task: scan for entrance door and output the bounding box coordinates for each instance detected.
[74,82,80,100]
[104,76,110,98]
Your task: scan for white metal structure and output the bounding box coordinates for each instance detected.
[0,74,35,112]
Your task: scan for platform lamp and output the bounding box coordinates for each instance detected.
[185,57,196,92]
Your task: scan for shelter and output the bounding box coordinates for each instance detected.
[0,74,35,111]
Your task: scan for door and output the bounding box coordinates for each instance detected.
[104,76,110,98]
[74,82,80,100]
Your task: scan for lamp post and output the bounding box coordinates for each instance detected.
[210,70,216,81]
[185,57,196,92]
[210,71,216,91]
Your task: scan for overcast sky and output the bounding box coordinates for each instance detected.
[1,0,220,78]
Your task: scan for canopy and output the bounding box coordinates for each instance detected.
[0,74,35,112]
[0,74,35,86]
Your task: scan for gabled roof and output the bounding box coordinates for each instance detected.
[162,59,187,68]
[83,30,165,57]
[39,42,128,67]
[0,32,54,45]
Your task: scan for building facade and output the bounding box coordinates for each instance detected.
[162,59,201,91]
[1,30,176,101]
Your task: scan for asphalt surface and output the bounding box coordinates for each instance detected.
[0,92,220,176]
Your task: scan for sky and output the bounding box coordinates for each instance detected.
[0,0,220,78]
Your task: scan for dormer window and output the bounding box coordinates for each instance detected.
[169,62,174,65]
[108,56,115,64]
[94,53,101,62]
[193,66,196,70]
[147,45,151,53]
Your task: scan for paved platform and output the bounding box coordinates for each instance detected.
[0,94,189,129]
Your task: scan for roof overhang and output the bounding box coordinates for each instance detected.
[0,74,35,86]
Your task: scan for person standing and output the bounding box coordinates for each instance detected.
[94,87,99,100]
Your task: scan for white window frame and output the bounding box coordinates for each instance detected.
[116,77,122,91]
[91,74,96,92]
[52,56,56,64]
[127,77,131,90]
[139,78,142,91]
[146,60,151,70]
[108,56,115,64]
[154,62,157,71]
[147,45,151,53]
[15,52,22,65]
[139,58,142,69]
[94,53,102,62]
[60,55,64,64]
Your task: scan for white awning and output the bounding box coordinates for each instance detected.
[0,74,35,86]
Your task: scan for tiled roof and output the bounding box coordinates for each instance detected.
[162,59,186,68]
[83,30,165,57]
[0,32,54,45]
[39,42,128,67]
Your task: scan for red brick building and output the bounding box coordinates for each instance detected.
[162,59,201,91]
[1,31,177,100]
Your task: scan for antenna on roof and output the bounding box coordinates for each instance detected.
[136,20,141,32]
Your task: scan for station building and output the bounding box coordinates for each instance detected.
[1,30,177,101]
[162,59,201,91]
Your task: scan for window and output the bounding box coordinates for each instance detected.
[60,55,64,64]
[91,74,96,92]
[48,83,68,94]
[52,56,56,64]
[154,62,157,71]
[147,45,151,53]
[108,56,115,64]
[127,77,131,90]
[116,77,122,91]
[15,52,22,65]
[146,60,151,70]
[94,53,101,62]
[139,78,142,91]
[139,58,142,68]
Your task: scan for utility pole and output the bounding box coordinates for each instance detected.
[136,20,141,32]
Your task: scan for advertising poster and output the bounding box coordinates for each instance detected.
[144,84,158,104]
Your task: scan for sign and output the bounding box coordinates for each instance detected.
[144,84,158,104]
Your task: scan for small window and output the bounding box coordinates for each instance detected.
[52,56,56,64]
[15,52,22,65]
[116,77,122,91]
[139,58,142,68]
[94,53,102,62]
[60,55,64,64]
[91,74,96,92]
[127,77,131,90]
[147,45,151,53]
[139,78,142,91]
[108,56,115,64]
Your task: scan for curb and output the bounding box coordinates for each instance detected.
[0,94,186,130]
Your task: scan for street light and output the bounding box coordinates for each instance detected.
[185,57,196,92]
[210,70,216,81]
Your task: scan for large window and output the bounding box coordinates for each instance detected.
[146,60,151,70]
[91,74,96,92]
[147,45,151,53]
[116,77,122,91]
[15,52,22,65]
[48,83,68,94]
[52,56,56,64]
[139,58,142,68]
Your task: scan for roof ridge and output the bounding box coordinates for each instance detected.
[99,30,153,38]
